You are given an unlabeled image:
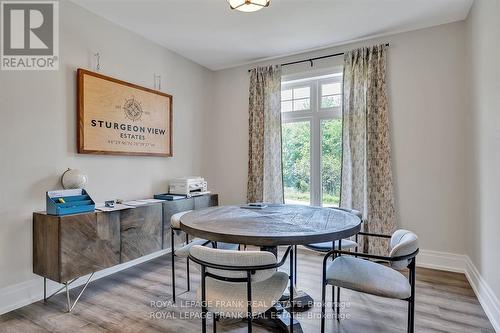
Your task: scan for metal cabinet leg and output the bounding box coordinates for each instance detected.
[65,272,94,312]
[65,283,71,312]
[43,278,47,302]
[43,272,94,312]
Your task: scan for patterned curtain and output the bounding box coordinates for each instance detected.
[340,44,397,255]
[247,66,284,204]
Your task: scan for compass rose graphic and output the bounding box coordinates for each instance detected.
[123,97,143,121]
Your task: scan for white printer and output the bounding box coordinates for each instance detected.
[169,177,209,197]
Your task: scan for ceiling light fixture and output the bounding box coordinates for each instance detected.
[228,0,270,12]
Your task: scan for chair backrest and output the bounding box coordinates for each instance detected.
[170,210,191,228]
[189,245,277,282]
[332,207,363,220]
[389,229,419,269]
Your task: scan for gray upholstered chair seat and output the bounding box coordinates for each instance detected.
[197,272,289,317]
[326,256,411,299]
[304,239,358,252]
[175,240,239,258]
[170,210,192,229]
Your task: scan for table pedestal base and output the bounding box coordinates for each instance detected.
[280,290,314,311]
[254,304,303,333]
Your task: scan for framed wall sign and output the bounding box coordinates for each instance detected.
[77,68,173,156]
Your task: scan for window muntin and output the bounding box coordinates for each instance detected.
[281,86,311,112]
[281,70,343,207]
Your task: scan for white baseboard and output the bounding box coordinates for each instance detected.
[416,249,468,273]
[464,257,500,333]
[0,248,171,316]
[1,248,499,333]
[417,249,499,332]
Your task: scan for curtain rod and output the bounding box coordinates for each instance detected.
[247,43,390,73]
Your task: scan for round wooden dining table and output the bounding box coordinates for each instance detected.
[180,204,361,249]
[180,204,361,333]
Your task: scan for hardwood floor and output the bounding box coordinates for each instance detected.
[0,248,495,333]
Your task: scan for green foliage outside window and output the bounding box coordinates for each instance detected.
[281,119,342,206]
[282,121,310,196]
[321,119,342,206]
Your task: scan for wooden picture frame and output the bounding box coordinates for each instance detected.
[77,68,173,157]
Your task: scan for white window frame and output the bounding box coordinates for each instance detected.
[281,68,343,207]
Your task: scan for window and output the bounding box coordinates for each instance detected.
[281,70,343,207]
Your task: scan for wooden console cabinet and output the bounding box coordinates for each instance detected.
[33,194,218,284]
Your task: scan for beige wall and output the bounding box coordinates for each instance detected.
[2,0,499,320]
[0,1,213,289]
[466,0,500,310]
[204,22,470,255]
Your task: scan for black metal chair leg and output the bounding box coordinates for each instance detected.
[294,245,298,285]
[407,301,412,333]
[413,298,416,332]
[332,284,335,313]
[355,234,359,257]
[321,247,329,333]
[186,259,191,291]
[336,287,340,320]
[171,228,176,303]
[289,247,294,333]
[409,258,416,333]
[186,233,191,291]
[321,282,326,333]
[330,241,335,313]
[336,240,342,319]
[247,271,253,333]
[202,267,207,333]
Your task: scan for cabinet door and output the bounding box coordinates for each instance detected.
[59,212,120,282]
[162,198,194,249]
[120,204,162,262]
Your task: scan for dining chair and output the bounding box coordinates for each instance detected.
[320,229,419,333]
[170,210,239,303]
[188,245,294,333]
